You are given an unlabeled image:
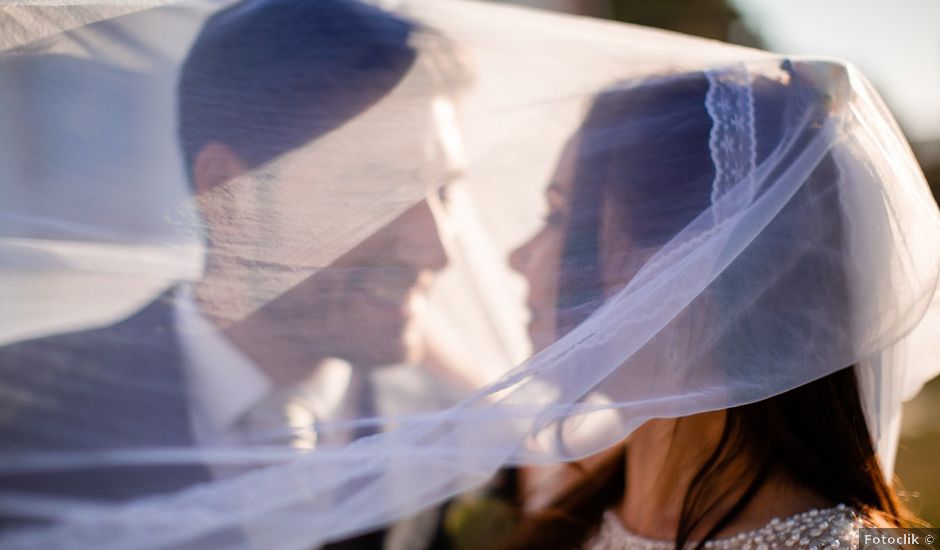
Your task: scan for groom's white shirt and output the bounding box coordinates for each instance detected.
[174,286,356,448]
[173,286,463,549]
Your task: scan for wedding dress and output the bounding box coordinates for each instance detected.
[585,504,864,550]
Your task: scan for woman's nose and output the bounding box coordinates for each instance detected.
[509,238,534,275]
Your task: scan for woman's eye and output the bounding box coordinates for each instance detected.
[544,210,565,226]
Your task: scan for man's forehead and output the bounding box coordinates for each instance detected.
[265,93,465,194]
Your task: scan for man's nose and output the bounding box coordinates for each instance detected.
[411,228,448,273]
[393,201,449,272]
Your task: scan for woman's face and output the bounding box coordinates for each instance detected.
[509,139,578,352]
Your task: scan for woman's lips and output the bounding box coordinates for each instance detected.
[526,295,553,319]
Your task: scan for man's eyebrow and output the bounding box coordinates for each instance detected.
[443,167,466,183]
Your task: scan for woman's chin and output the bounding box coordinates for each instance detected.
[527,318,556,353]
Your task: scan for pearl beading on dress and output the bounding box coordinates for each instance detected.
[585,504,863,550]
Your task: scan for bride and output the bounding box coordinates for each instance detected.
[504,65,924,548]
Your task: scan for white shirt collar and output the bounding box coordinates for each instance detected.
[174,286,359,439]
[175,286,273,435]
[299,357,357,423]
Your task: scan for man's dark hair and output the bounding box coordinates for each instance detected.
[177,0,422,185]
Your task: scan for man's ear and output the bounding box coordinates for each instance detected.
[192,141,250,196]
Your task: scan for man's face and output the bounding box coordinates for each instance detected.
[200,96,465,378]
[276,190,451,369]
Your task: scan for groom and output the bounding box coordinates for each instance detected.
[0,0,469,546]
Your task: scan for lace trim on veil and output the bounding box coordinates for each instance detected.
[706,64,757,225]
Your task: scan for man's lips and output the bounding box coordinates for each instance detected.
[346,272,432,319]
[360,284,427,315]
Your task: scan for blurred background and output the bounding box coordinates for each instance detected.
[489,0,940,526]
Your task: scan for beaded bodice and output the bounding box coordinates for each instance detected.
[585,504,864,550]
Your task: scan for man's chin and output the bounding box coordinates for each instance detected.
[376,343,425,368]
[342,335,425,369]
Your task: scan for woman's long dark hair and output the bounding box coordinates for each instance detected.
[501,71,918,549]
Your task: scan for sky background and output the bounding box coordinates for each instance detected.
[731,0,940,145]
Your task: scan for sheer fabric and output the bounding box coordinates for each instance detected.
[1,1,938,548]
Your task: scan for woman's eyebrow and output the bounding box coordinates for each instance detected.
[546,183,567,204]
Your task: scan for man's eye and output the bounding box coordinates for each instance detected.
[437,185,451,206]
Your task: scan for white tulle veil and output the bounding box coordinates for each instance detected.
[1,0,938,548]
